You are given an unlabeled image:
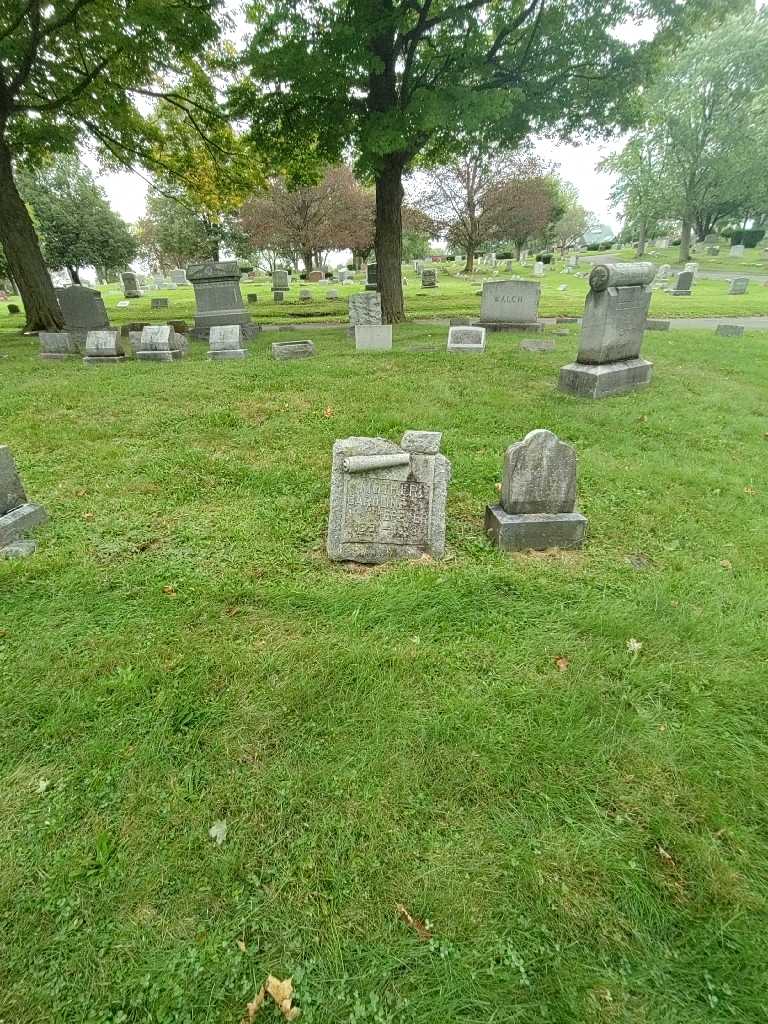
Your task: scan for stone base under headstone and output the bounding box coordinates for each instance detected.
[558,358,653,399]
[520,338,555,352]
[83,355,127,365]
[191,324,260,341]
[645,320,670,331]
[0,538,37,559]
[485,505,587,552]
[208,348,247,360]
[715,324,744,337]
[474,320,544,333]
[40,352,72,362]
[364,283,378,291]
[670,289,691,297]
[0,503,48,547]
[136,350,183,362]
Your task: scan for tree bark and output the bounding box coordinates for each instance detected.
[464,250,474,273]
[375,154,406,323]
[302,250,314,273]
[679,218,692,263]
[0,137,63,331]
[636,222,646,257]
[68,266,81,284]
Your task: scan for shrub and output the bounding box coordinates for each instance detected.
[725,228,765,248]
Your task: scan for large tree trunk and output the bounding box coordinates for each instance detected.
[464,250,474,273]
[0,136,62,331]
[68,266,81,284]
[375,155,405,323]
[302,250,314,273]
[679,218,693,263]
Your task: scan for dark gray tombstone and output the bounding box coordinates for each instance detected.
[187,260,259,339]
[0,446,48,553]
[365,263,378,291]
[55,285,110,345]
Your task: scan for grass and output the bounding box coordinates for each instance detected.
[594,245,768,276]
[3,261,768,338]
[2,322,768,1023]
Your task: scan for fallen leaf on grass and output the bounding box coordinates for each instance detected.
[162,584,177,596]
[554,656,569,672]
[208,819,227,845]
[744,485,756,496]
[395,902,432,941]
[242,976,299,1022]
[626,638,642,660]
[74,488,88,497]
[719,559,733,570]
[236,939,247,952]
[82,511,94,521]
[37,778,50,794]
[656,844,675,865]
[323,406,334,418]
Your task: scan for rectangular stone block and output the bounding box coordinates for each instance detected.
[271,340,316,360]
[447,326,485,352]
[715,324,744,337]
[137,325,183,361]
[558,358,653,399]
[0,446,27,514]
[729,277,749,296]
[645,319,670,331]
[151,297,169,309]
[520,338,555,352]
[187,260,258,339]
[355,325,392,351]
[485,505,587,551]
[83,330,124,363]
[0,502,48,547]
[39,332,78,358]
[479,280,540,325]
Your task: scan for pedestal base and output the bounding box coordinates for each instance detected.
[485,505,587,552]
[208,349,247,360]
[474,320,544,333]
[190,322,260,340]
[0,503,48,547]
[670,290,691,296]
[83,355,126,365]
[40,353,72,361]
[136,350,183,362]
[558,358,653,399]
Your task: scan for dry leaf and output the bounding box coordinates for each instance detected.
[744,485,756,496]
[656,844,675,865]
[495,482,502,493]
[162,584,177,596]
[395,902,432,941]
[719,559,733,570]
[554,656,569,672]
[242,987,266,1024]
[243,976,299,1022]
[83,511,94,521]
[208,819,227,845]
[74,488,88,497]
[237,939,247,952]
[323,406,334,418]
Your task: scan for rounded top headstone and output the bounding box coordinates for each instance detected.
[589,262,656,292]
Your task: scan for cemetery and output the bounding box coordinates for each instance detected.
[2,1,768,1022]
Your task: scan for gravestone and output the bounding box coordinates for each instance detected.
[355,325,392,351]
[671,270,693,296]
[187,260,258,340]
[729,277,749,295]
[136,325,183,362]
[271,340,316,360]
[421,268,437,288]
[55,285,109,344]
[83,329,125,365]
[559,262,656,399]
[657,264,672,281]
[729,244,745,257]
[0,446,48,552]
[716,324,744,337]
[533,261,544,276]
[39,332,79,360]
[413,260,424,274]
[272,270,290,291]
[247,292,259,304]
[568,255,579,268]
[485,429,587,551]
[121,271,143,298]
[152,274,165,288]
[447,326,486,353]
[684,262,698,277]
[274,291,285,303]
[151,297,169,309]
[365,263,378,291]
[705,233,718,245]
[299,289,312,302]
[327,430,451,564]
[520,338,555,352]
[170,269,188,286]
[707,246,720,256]
[646,319,670,331]
[327,289,339,300]
[307,270,323,283]
[348,292,382,335]
[476,279,542,332]
[208,324,247,360]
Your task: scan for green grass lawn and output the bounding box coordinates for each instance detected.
[2,323,768,1023]
[3,264,768,338]
[594,245,768,276]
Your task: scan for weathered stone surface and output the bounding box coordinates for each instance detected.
[55,285,109,343]
[187,260,259,339]
[0,502,48,547]
[729,277,749,296]
[151,297,169,310]
[327,432,451,563]
[271,340,316,360]
[299,289,312,301]
[656,264,672,281]
[421,268,437,288]
[365,263,378,291]
[208,324,247,360]
[247,292,259,304]
[671,271,693,296]
[327,289,339,300]
[715,324,745,337]
[501,429,576,515]
[348,292,382,328]
[477,280,541,328]
[170,269,188,285]
[449,317,471,326]
[707,245,720,256]
[137,325,183,362]
[533,261,544,276]
[307,270,323,283]
[83,330,125,363]
[645,319,670,331]
[559,358,653,398]
[0,445,27,514]
[729,244,745,257]
[121,271,143,298]
[576,263,655,364]
[274,290,285,303]
[485,506,587,551]
[0,538,37,559]
[519,338,555,352]
[355,325,392,351]
[272,270,290,291]
[39,332,78,359]
[447,326,486,352]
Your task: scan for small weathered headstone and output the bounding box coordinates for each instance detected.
[274,291,285,303]
[121,271,143,298]
[707,246,720,256]
[421,268,437,288]
[272,270,290,291]
[533,261,544,276]
[729,244,745,257]
[355,325,392,351]
[271,340,316,360]
[477,279,542,332]
[520,338,555,352]
[447,326,486,352]
[307,270,323,283]
[485,429,587,551]
[671,270,694,296]
[208,324,247,360]
[559,262,655,399]
[83,330,125,364]
[715,324,745,337]
[729,277,749,296]
[365,263,378,291]
[136,325,183,362]
[645,319,670,331]
[170,269,188,286]
[299,289,312,302]
[247,292,259,304]
[348,292,382,334]
[39,332,79,360]
[151,297,169,310]
[0,446,48,552]
[327,430,451,564]
[327,289,339,300]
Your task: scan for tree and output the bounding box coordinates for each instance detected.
[235,0,738,322]
[134,193,213,273]
[552,204,591,256]
[19,157,135,282]
[483,159,564,258]
[0,0,221,330]
[601,137,667,256]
